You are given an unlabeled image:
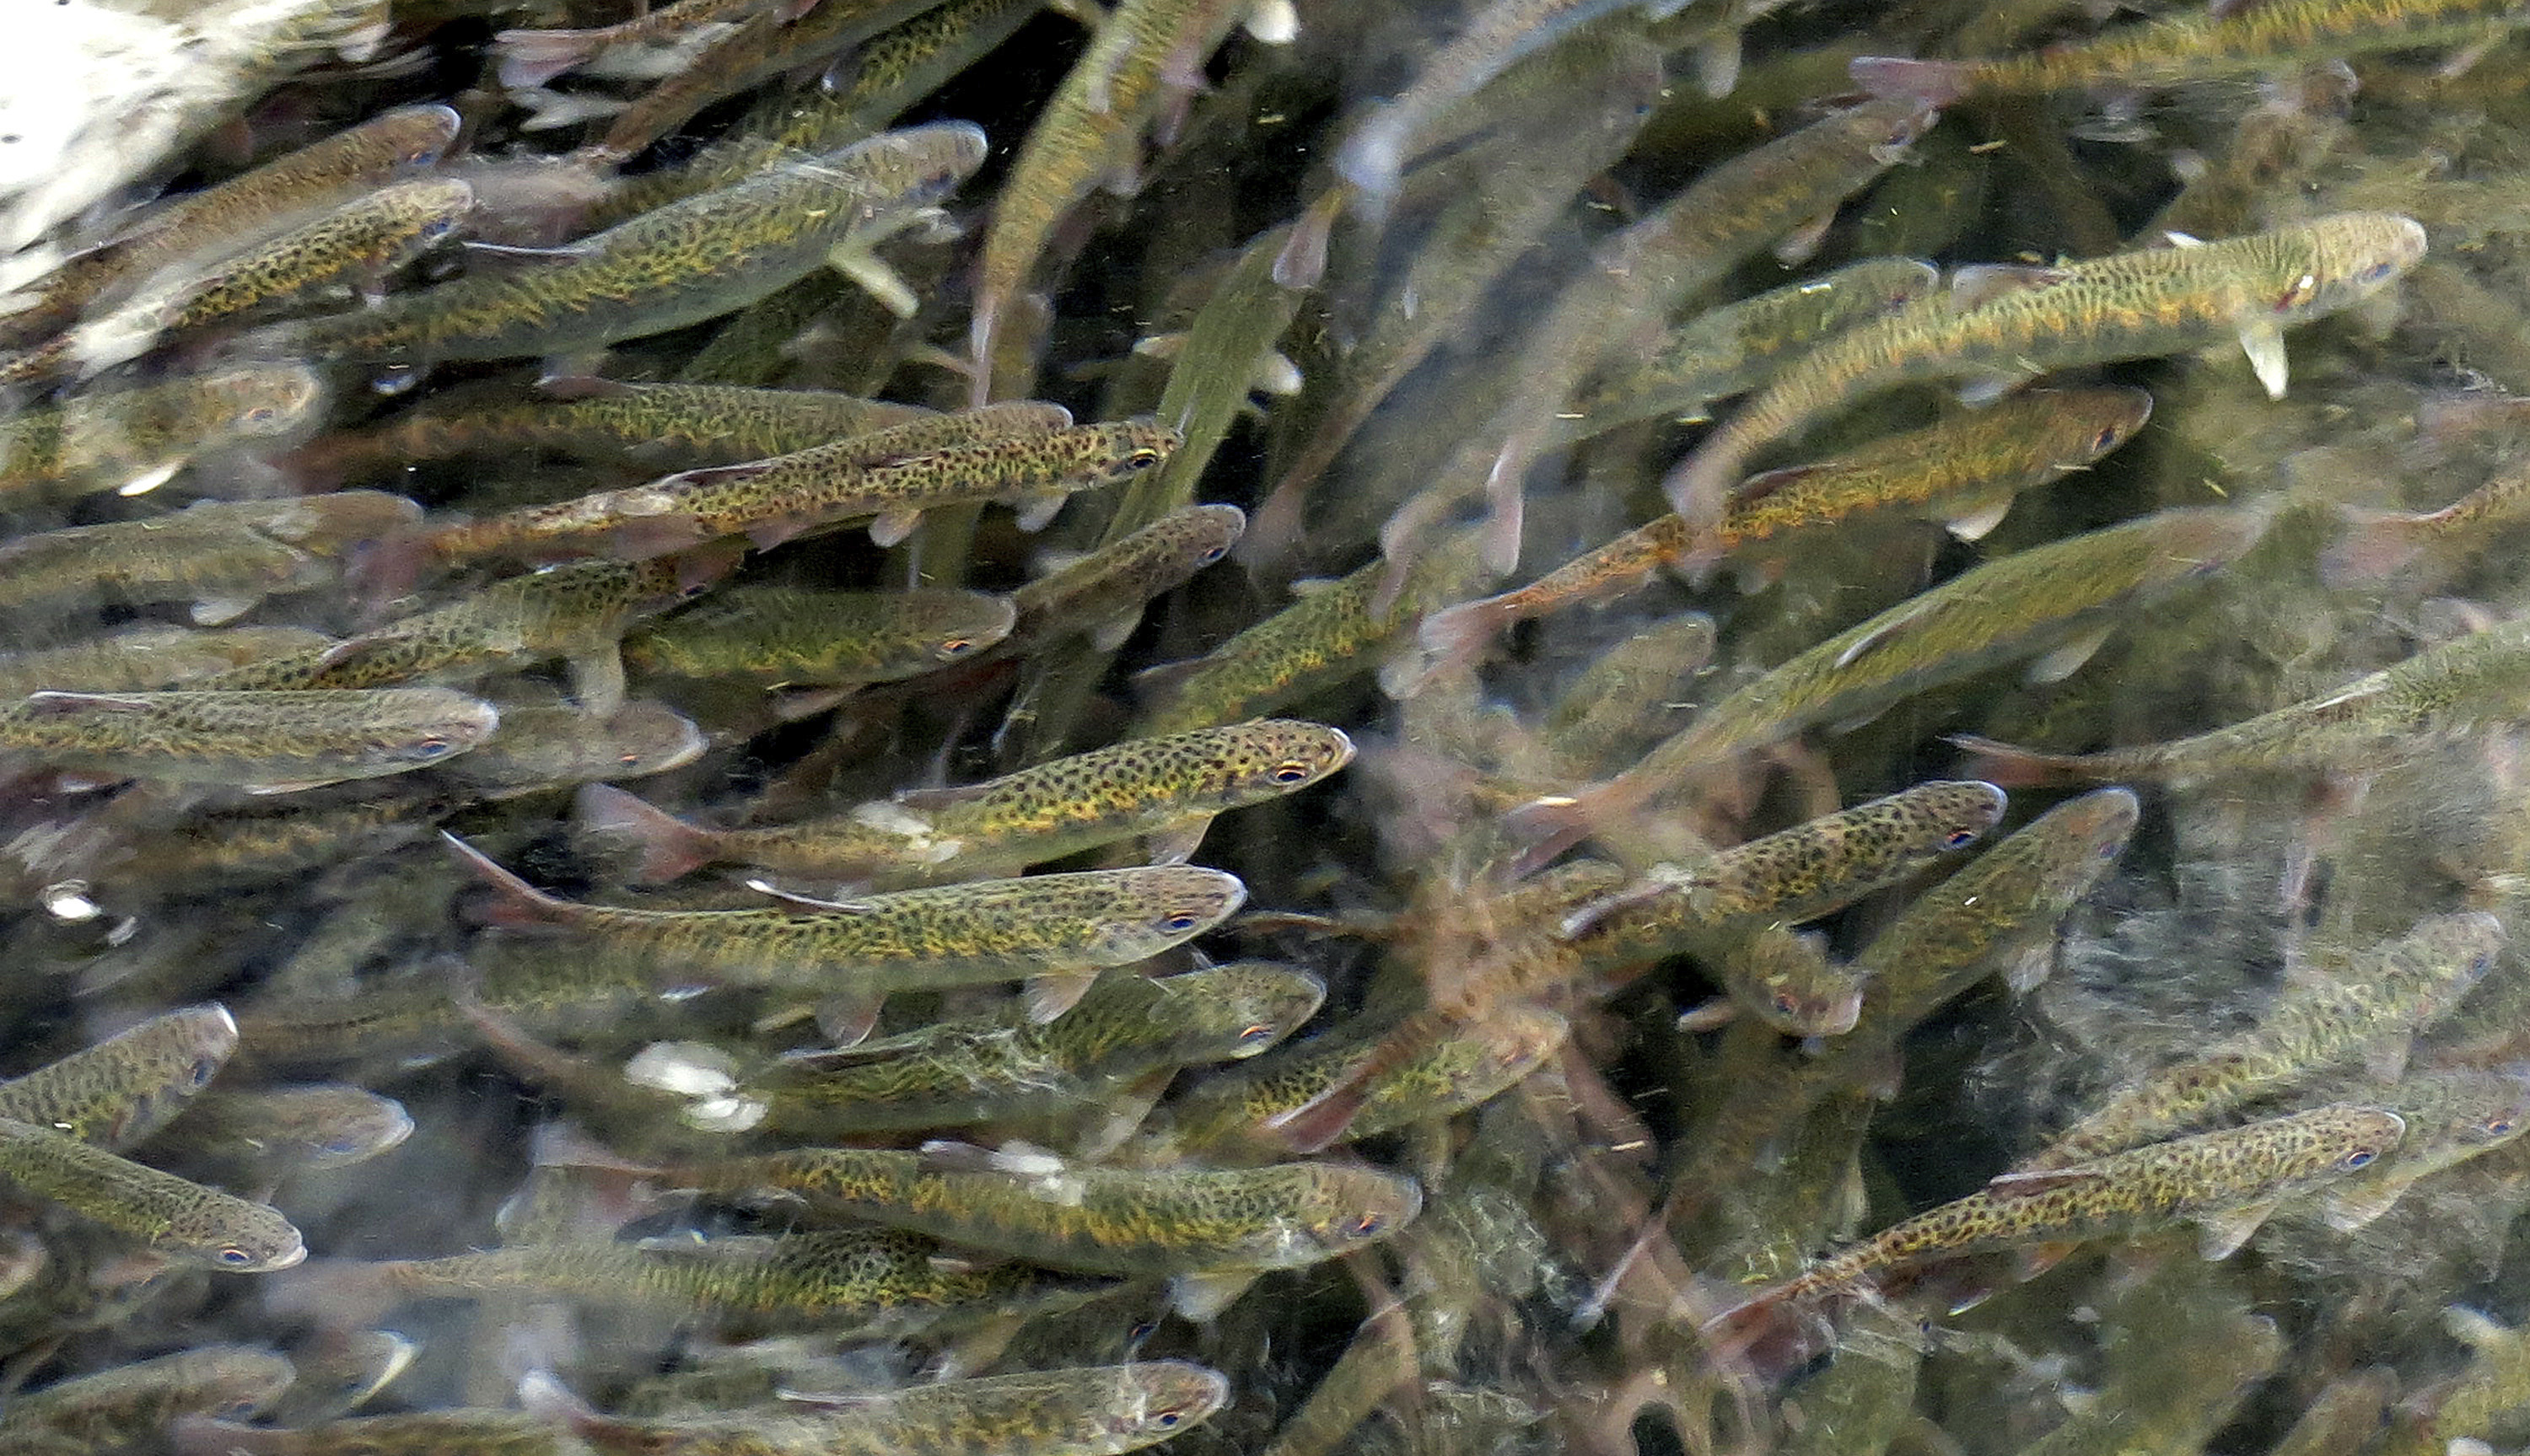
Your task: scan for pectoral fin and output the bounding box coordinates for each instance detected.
[2237,320,2289,399]
[2195,1200,2277,1260]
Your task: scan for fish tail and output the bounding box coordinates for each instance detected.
[1503,782,1629,877]
[2317,508,2431,586]
[1695,1277,1840,1381]
[576,783,716,883]
[528,1119,659,1181]
[1660,446,1739,541]
[1848,56,1970,106]
[1943,733,2097,788]
[1415,595,1516,674]
[347,527,441,620]
[440,832,584,930]
[490,26,606,89]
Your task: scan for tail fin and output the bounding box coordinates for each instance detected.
[1942,733,2094,788]
[2317,508,2433,586]
[1847,56,1971,106]
[440,833,583,930]
[575,783,717,883]
[1413,596,1516,678]
[490,27,605,88]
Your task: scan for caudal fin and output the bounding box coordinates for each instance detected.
[1942,734,2095,788]
[1848,55,1972,106]
[490,27,605,89]
[575,783,717,883]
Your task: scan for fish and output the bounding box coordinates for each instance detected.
[1,1346,297,1447]
[171,1409,579,1456]
[1418,387,2156,671]
[2023,912,2504,1169]
[0,366,326,500]
[1849,0,2530,107]
[447,834,1246,1026]
[6,177,476,384]
[523,1362,1230,1456]
[144,1084,415,1184]
[0,1115,306,1271]
[996,504,1246,659]
[0,686,498,792]
[612,1141,1418,1300]
[303,1226,1111,1332]
[0,626,337,698]
[968,0,1286,400]
[0,1004,237,1149]
[0,492,418,625]
[304,379,936,482]
[2312,1064,2530,1232]
[1566,780,2011,974]
[1704,1103,2407,1349]
[1703,926,1862,1038]
[1953,614,2530,787]
[621,585,1017,701]
[1661,213,2427,528]
[196,556,728,716]
[583,719,1353,883]
[2319,461,2530,585]
[692,962,1328,1136]
[1552,256,1943,449]
[433,701,707,798]
[258,1330,417,1426]
[257,123,988,368]
[492,0,826,88]
[1509,508,2265,864]
[0,102,460,350]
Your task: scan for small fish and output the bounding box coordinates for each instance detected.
[434,701,706,798]
[304,379,935,481]
[622,586,1016,700]
[0,366,325,500]
[1662,213,2427,527]
[1954,614,2530,787]
[526,1361,1229,1456]
[1553,256,1943,449]
[700,962,1327,1136]
[0,1115,305,1271]
[196,556,727,716]
[0,627,336,698]
[43,788,464,893]
[448,835,1246,1025]
[8,178,476,384]
[1131,1005,1569,1163]
[1849,0,2530,106]
[0,1004,237,1149]
[2319,463,2530,584]
[584,719,1353,883]
[304,1227,1109,1332]
[616,1143,1418,1303]
[2314,1064,2530,1231]
[2024,912,2504,1169]
[1,1346,297,1448]
[1566,780,2011,974]
[259,1330,417,1426]
[1,102,460,349]
[1420,388,2155,670]
[969,0,1286,400]
[146,1084,415,1185]
[0,492,418,625]
[997,504,1246,659]
[2141,63,2360,245]
[0,687,498,793]
[1510,508,2264,862]
[1706,1103,2405,1346]
[260,124,988,367]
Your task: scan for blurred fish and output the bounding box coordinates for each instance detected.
[2314,1064,2530,1231]
[0,626,336,697]
[0,686,498,792]
[622,585,1016,705]
[0,1004,236,1149]
[0,1346,296,1447]
[145,1084,414,1186]
[998,504,1246,659]
[435,701,706,798]
[0,492,417,625]
[0,1115,305,1271]
[0,366,324,500]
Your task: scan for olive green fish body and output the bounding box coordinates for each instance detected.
[556,1362,1229,1456]
[1960,615,2530,785]
[1741,1103,2404,1310]
[624,586,1015,689]
[272,125,986,363]
[999,503,1245,659]
[0,367,323,498]
[0,1115,304,1270]
[2030,912,2503,1168]
[0,1004,236,1148]
[439,701,705,798]
[0,686,497,791]
[1666,213,2427,518]
[0,492,417,620]
[149,1084,415,1181]
[1,1346,295,1446]
[367,1228,1099,1327]
[659,1147,1419,1276]
[1557,255,1942,448]
[0,626,335,698]
[1570,781,2009,973]
[733,963,1327,1136]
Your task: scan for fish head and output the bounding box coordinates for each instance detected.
[1227,720,1356,798]
[358,689,501,768]
[1077,418,1184,487]
[2269,212,2426,324]
[202,365,327,440]
[380,103,464,167]
[1090,867,1246,961]
[1737,930,1864,1037]
[1912,780,2011,854]
[1109,1362,1231,1443]
[906,589,1018,663]
[1173,504,1247,567]
[1182,964,1327,1058]
[2054,386,2156,462]
[594,702,708,778]
[1430,1008,1568,1109]
[2318,1106,2409,1175]
[1296,1168,1423,1255]
[169,1200,307,1273]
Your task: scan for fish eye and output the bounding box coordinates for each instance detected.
[217,1246,254,1266]
[938,637,979,658]
[1771,992,1799,1016]
[1941,828,1978,848]
[243,406,281,427]
[1198,545,1229,564]
[1122,449,1164,471]
[2489,1117,2518,1136]
[2358,260,2395,284]
[2339,1148,2377,1170]
[411,736,455,758]
[1154,1408,1186,1428]
[2091,427,2121,450]
[322,1135,366,1157]
[1157,913,1202,934]
[1268,760,1313,784]
[186,1056,218,1087]
[1350,1212,1386,1238]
